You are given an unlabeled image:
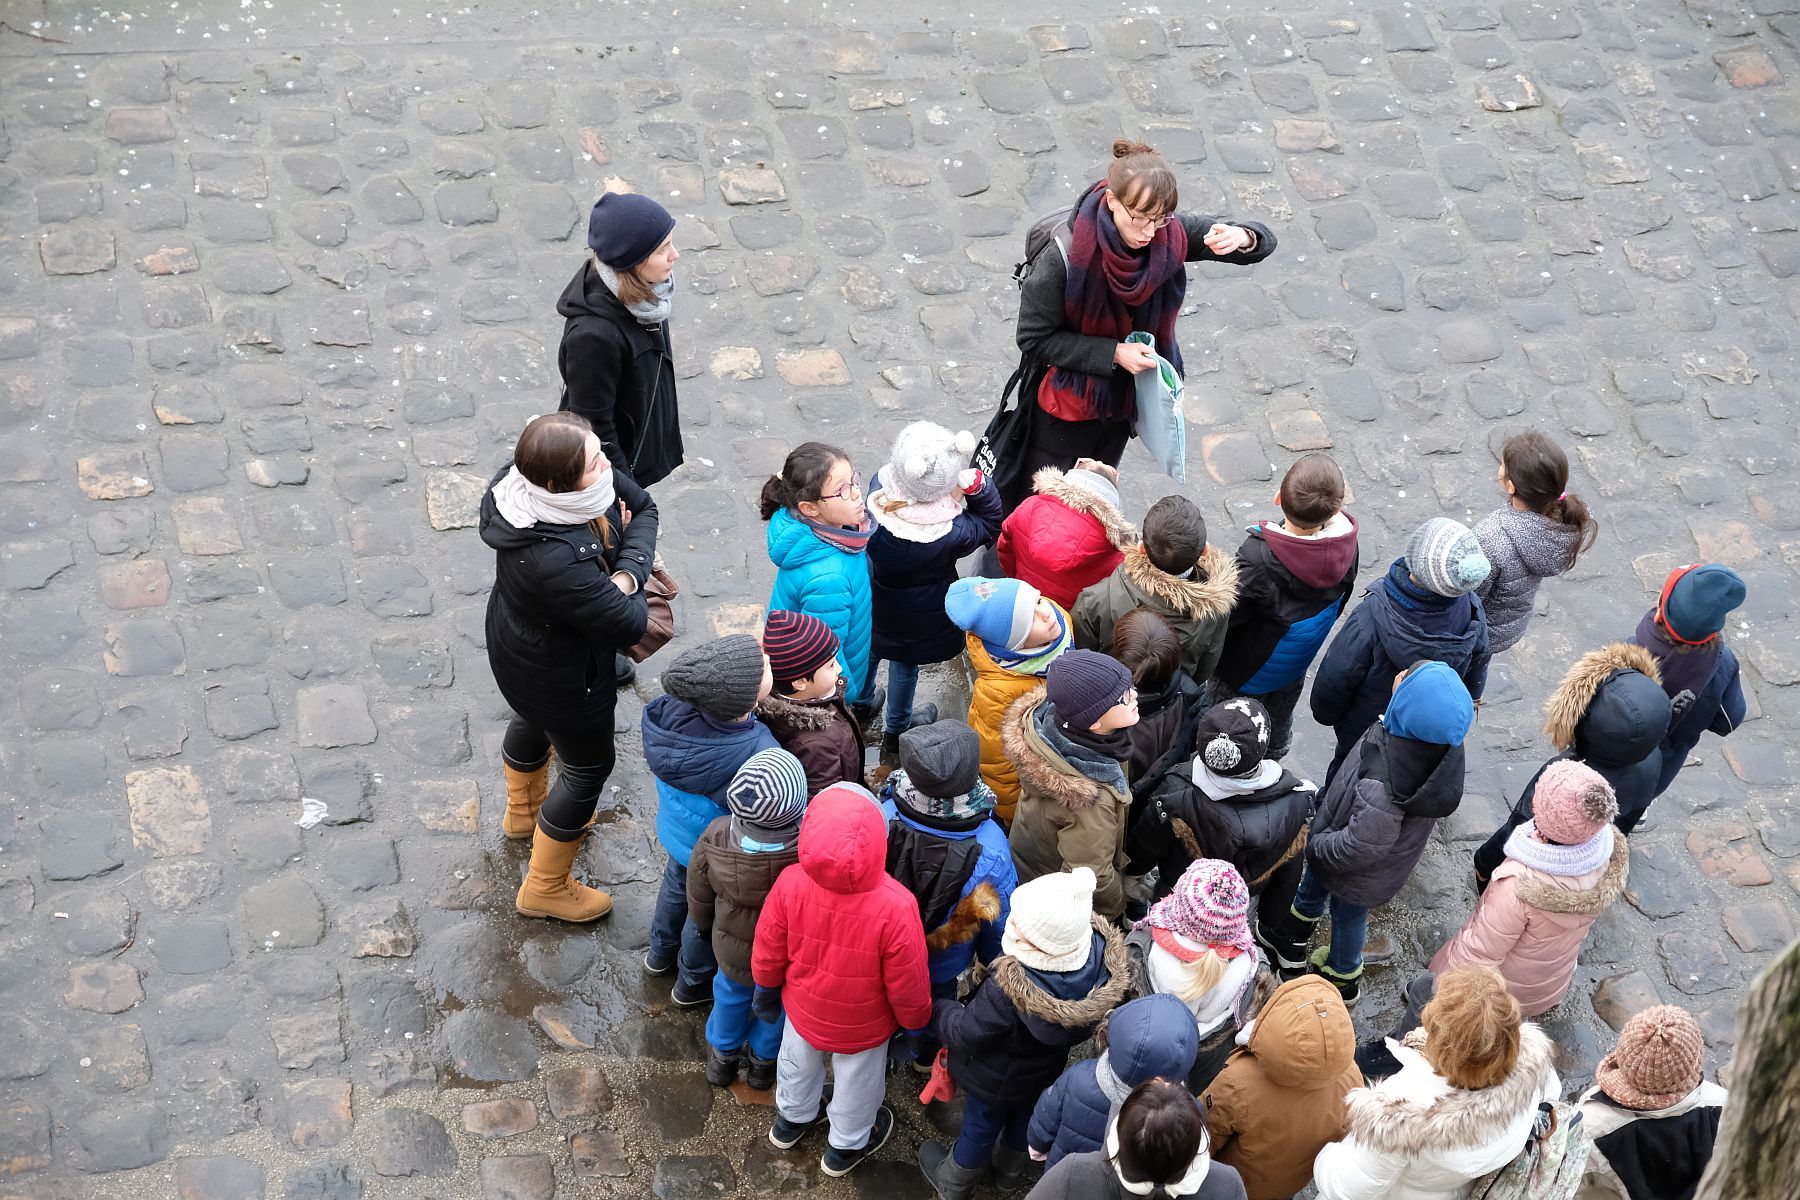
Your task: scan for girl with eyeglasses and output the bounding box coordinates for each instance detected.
[761,443,883,727]
[1005,139,1278,511]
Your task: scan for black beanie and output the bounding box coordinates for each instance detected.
[586,192,676,269]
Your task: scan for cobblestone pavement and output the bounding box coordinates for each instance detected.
[3,0,1799,1195]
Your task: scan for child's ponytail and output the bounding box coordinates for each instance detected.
[759,441,848,521]
[1501,431,1598,567]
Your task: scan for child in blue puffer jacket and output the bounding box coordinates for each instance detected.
[642,635,777,1005]
[879,721,1018,1021]
[762,442,881,721]
[1028,992,1199,1170]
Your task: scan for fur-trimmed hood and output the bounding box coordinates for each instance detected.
[1543,643,1670,764]
[1505,832,1629,916]
[925,882,1002,952]
[1031,467,1137,552]
[1001,690,1126,813]
[1345,1024,1558,1156]
[991,914,1133,1032]
[1119,543,1240,622]
[756,686,841,732]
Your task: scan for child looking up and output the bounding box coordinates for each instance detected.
[757,609,866,797]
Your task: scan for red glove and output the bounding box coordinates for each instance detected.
[919,1047,957,1105]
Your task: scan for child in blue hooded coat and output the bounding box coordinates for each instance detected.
[1028,992,1199,1170]
[642,635,778,1004]
[762,442,881,719]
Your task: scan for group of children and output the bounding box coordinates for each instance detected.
[610,421,1747,1198]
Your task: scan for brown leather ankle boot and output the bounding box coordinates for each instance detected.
[515,834,611,922]
[502,761,549,840]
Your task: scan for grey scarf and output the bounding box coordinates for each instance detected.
[594,258,673,327]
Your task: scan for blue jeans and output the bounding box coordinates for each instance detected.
[885,660,921,734]
[1293,866,1368,978]
[647,857,717,988]
[954,1092,1031,1169]
[706,973,783,1059]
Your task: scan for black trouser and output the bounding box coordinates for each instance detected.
[1001,406,1132,511]
[502,711,616,842]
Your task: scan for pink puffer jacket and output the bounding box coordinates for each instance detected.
[1431,835,1628,1017]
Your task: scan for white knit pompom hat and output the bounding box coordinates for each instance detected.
[884,421,976,503]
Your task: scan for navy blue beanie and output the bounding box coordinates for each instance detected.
[586,192,676,269]
[1382,660,1474,746]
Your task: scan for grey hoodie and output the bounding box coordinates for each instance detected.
[1472,507,1580,653]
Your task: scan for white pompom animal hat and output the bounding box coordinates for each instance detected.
[883,421,977,504]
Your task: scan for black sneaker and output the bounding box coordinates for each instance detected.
[1308,947,1362,1007]
[671,976,713,1008]
[643,948,675,977]
[849,686,887,729]
[769,1106,823,1150]
[704,1045,741,1087]
[880,730,902,757]
[1253,913,1312,977]
[821,1105,894,1178]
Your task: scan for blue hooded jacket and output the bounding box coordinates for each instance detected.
[878,789,1018,984]
[641,694,778,865]
[766,506,876,706]
[1028,993,1200,1168]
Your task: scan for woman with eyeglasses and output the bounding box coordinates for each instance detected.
[1006,139,1277,510]
[761,442,883,726]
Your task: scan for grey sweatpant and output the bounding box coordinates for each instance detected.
[775,1024,889,1151]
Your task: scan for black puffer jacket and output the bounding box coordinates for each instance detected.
[556,260,683,488]
[479,465,656,727]
[1540,643,1671,820]
[1130,765,1314,899]
[1304,725,1463,909]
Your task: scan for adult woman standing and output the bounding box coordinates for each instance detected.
[482,412,658,922]
[1006,140,1277,510]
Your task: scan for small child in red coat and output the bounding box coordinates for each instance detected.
[752,783,933,1178]
[997,459,1137,610]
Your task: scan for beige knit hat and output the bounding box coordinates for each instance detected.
[1002,867,1096,972]
[1595,1005,1703,1110]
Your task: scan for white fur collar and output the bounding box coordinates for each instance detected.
[1106,1118,1212,1196]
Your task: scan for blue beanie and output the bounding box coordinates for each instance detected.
[1661,563,1746,643]
[1382,660,1474,746]
[586,192,676,269]
[945,577,1042,652]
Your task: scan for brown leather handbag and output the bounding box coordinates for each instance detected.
[626,556,678,663]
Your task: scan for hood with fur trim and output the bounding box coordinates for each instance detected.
[926,882,1002,952]
[1507,833,1630,916]
[1345,1024,1558,1156]
[992,914,1134,1033]
[756,687,841,732]
[1031,468,1137,552]
[1120,543,1240,622]
[1544,643,1671,765]
[1001,690,1126,813]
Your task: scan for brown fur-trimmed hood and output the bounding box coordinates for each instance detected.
[1345,1023,1558,1155]
[1120,543,1240,622]
[991,914,1134,1029]
[1031,467,1137,552]
[756,686,845,732]
[1543,643,1661,752]
[1508,832,1629,916]
[1001,690,1125,813]
[925,882,1002,952]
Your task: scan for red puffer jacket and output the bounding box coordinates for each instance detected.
[997,469,1137,610]
[752,784,933,1053]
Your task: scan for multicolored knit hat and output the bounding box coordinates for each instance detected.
[1596,1005,1704,1110]
[763,609,838,683]
[1145,859,1254,961]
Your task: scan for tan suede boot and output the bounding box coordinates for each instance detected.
[501,762,549,840]
[515,835,612,922]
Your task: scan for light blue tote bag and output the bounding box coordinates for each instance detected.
[1126,331,1186,482]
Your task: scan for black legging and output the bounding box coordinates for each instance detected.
[502,712,615,842]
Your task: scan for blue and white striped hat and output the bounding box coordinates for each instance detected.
[725,747,808,833]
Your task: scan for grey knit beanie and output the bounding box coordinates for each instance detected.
[661,634,766,720]
[1406,517,1491,597]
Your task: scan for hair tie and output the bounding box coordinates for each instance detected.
[1557,492,1567,502]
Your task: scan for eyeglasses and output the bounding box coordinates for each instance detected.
[821,471,862,502]
[1111,197,1175,231]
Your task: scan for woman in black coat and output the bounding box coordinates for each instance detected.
[557,191,684,489]
[481,412,657,923]
[1004,139,1276,511]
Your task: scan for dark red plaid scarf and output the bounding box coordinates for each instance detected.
[1038,180,1189,423]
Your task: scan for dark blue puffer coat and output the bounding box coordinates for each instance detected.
[1028,992,1199,1168]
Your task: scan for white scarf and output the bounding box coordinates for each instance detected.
[491,465,616,530]
[594,258,674,327]
[1504,820,1615,877]
[1106,1117,1212,1196]
[1190,757,1284,799]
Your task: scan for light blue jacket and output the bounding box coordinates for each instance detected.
[766,506,876,705]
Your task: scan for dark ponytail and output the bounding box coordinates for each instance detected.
[1501,431,1597,567]
[759,441,848,521]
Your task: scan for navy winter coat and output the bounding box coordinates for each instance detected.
[1214,514,1360,695]
[1305,725,1464,910]
[641,696,779,866]
[1311,561,1490,781]
[934,920,1133,1108]
[1632,616,1746,800]
[867,471,1003,665]
[480,466,656,731]
[1029,993,1200,1168]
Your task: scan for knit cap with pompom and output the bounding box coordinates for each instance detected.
[1532,759,1618,845]
[883,421,977,503]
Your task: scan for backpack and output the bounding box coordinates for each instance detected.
[1010,209,1072,287]
[1469,1101,1590,1200]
